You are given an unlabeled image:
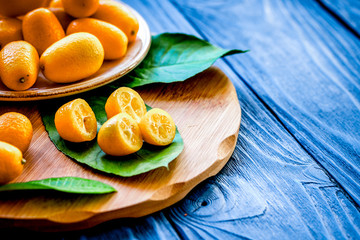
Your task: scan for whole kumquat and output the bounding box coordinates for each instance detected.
[66,18,128,60]
[0,18,23,49]
[48,7,74,31]
[0,112,33,153]
[92,1,139,42]
[40,32,104,83]
[0,0,48,17]
[22,8,65,55]
[0,141,25,185]
[0,41,39,91]
[48,0,63,8]
[62,0,100,18]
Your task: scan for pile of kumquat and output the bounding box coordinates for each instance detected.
[0,0,138,90]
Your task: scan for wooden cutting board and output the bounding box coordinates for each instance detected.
[0,66,241,232]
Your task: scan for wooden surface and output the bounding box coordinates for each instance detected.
[0,66,240,231]
[1,0,359,239]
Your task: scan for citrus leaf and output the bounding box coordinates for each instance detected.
[110,33,248,88]
[0,177,116,194]
[41,95,184,177]
[40,33,245,177]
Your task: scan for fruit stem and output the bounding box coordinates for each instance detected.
[21,158,26,165]
[19,77,25,83]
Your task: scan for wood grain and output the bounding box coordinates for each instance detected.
[319,0,360,35]
[170,0,360,205]
[1,0,359,239]
[0,66,240,231]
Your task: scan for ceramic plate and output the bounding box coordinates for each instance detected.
[0,5,151,101]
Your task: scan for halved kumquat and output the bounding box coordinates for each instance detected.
[139,108,176,146]
[105,87,146,123]
[55,98,97,142]
[97,112,142,156]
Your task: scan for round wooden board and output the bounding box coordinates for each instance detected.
[0,66,241,232]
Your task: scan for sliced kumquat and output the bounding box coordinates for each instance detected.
[54,98,97,142]
[139,108,176,146]
[97,112,143,156]
[105,87,147,123]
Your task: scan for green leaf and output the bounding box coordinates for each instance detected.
[0,177,116,194]
[111,33,248,88]
[40,33,245,177]
[41,95,184,177]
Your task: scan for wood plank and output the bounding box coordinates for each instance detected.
[165,62,360,239]
[319,0,360,35]
[168,0,360,205]
[132,0,359,239]
[2,0,359,238]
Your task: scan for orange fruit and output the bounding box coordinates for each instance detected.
[139,108,176,146]
[16,15,25,21]
[67,18,128,60]
[0,41,39,91]
[62,0,100,18]
[0,112,33,153]
[0,141,25,185]
[98,113,143,156]
[55,98,97,142]
[22,8,65,55]
[0,0,49,17]
[40,32,104,83]
[0,18,23,50]
[105,87,146,123]
[92,1,139,42]
[48,7,74,31]
[49,0,63,8]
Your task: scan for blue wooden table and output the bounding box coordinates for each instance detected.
[4,0,360,239]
